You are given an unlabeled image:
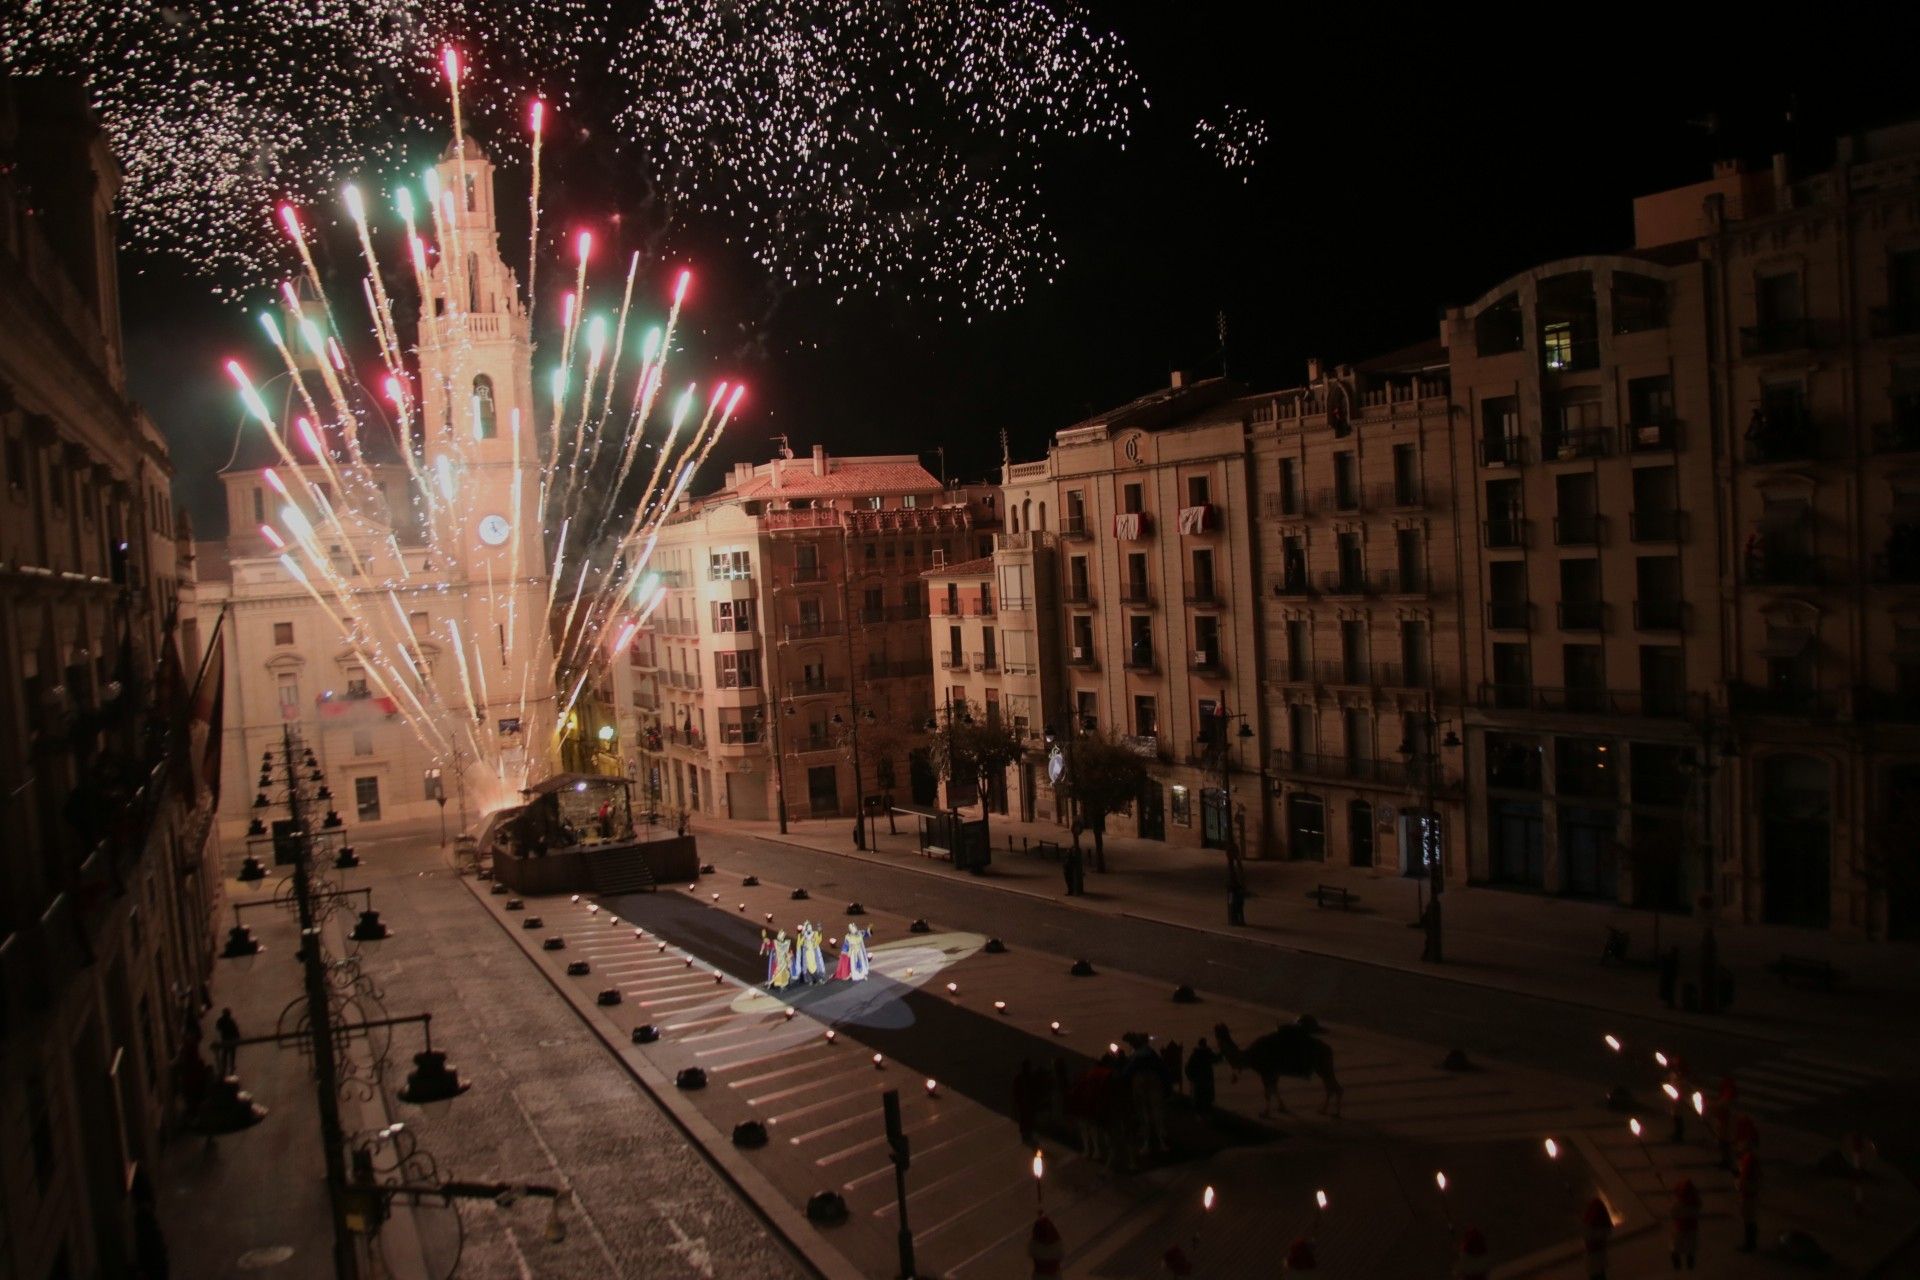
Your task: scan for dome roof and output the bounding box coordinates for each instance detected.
[439,133,488,163]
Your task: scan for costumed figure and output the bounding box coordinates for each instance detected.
[844,922,872,981]
[771,931,794,991]
[798,921,827,984]
[833,932,853,981]
[760,930,775,986]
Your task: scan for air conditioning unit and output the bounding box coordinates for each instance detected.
[1071,646,1087,660]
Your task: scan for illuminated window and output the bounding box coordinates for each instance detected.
[1542,322,1574,370]
[472,374,497,439]
[1170,785,1191,826]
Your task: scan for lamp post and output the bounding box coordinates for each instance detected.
[1205,703,1257,917]
[1398,701,1461,964]
[838,523,870,851]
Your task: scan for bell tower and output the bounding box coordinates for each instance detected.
[415,134,551,763]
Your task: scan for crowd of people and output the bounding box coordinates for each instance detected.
[1010,1031,1224,1173]
[760,920,872,989]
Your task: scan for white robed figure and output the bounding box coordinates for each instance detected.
[797,921,827,983]
[843,923,872,981]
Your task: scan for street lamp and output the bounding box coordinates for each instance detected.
[1679,718,1737,1013]
[1397,703,1461,963]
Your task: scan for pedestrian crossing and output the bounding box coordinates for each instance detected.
[1734,1050,1884,1117]
[506,891,1126,1279]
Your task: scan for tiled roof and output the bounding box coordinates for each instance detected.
[729,459,941,500]
[921,555,994,579]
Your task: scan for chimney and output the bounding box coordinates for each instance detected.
[1306,358,1322,383]
[811,443,827,476]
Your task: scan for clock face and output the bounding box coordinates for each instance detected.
[477,514,511,546]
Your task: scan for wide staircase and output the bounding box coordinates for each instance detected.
[585,845,657,897]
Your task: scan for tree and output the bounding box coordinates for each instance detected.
[1062,731,1151,873]
[926,698,1024,855]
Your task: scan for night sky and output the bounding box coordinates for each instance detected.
[120,12,1917,539]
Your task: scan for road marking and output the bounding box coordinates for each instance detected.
[767,1087,883,1128]
[748,1075,848,1108]
[841,1127,982,1191]
[730,1056,843,1090]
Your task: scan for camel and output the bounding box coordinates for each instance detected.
[1213,1021,1343,1118]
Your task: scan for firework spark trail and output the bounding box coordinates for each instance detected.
[578,250,641,487]
[557,312,608,520]
[526,98,546,310]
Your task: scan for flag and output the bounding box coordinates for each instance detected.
[186,612,227,809]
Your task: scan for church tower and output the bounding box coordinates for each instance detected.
[416,135,552,774]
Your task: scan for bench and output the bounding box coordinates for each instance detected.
[1770,953,1843,990]
[1033,839,1063,861]
[1309,884,1358,911]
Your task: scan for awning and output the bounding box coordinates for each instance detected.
[1759,627,1813,658]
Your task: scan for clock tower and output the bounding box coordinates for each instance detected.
[416,134,552,774]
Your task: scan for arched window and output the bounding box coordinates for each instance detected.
[467,253,480,311]
[471,374,497,440]
[1037,501,1047,531]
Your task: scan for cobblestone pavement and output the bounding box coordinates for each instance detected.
[162,826,806,1280]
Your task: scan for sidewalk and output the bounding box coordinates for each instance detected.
[695,810,1920,1063]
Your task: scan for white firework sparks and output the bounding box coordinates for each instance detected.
[1195,104,1268,180]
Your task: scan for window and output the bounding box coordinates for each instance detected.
[1758,271,1803,324]
[346,666,369,696]
[1065,490,1087,533]
[46,454,64,510]
[1400,620,1428,687]
[471,374,497,440]
[1127,615,1154,668]
[273,621,294,645]
[1133,695,1158,738]
[409,611,428,637]
[1194,615,1220,665]
[1627,375,1674,427]
[1186,474,1211,507]
[4,431,23,493]
[1392,444,1419,505]
[1122,482,1143,514]
[1125,552,1149,600]
[277,673,300,717]
[1332,452,1358,509]
[1339,619,1367,683]
[1075,691,1098,732]
[709,549,752,580]
[1481,396,1520,463]
[1612,273,1668,334]
[1191,548,1215,599]
[355,776,382,821]
[715,651,759,689]
[1170,785,1191,826]
[1278,457,1301,514]
[1475,295,1524,355]
[1068,556,1090,601]
[1491,642,1531,706]
[1070,615,1094,661]
[1279,535,1307,590]
[1335,531,1363,590]
[352,729,374,756]
[713,599,755,632]
[1395,528,1424,591]
[1285,619,1308,682]
[1640,645,1685,716]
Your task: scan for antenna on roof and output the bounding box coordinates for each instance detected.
[772,433,793,460]
[998,428,1009,470]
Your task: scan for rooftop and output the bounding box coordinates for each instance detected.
[921,555,994,579]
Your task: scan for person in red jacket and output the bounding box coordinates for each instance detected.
[1582,1197,1614,1279]
[1669,1178,1701,1270]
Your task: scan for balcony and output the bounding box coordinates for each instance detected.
[1742,550,1830,587]
[1060,514,1093,540]
[1481,435,1528,467]
[713,674,761,693]
[710,565,754,582]
[1541,427,1612,461]
[1123,649,1157,673]
[1316,485,1365,514]
[864,658,933,680]
[1742,414,1822,465]
[1316,659,1372,687]
[1729,681,1840,719]
[1266,658,1309,685]
[1629,509,1685,543]
[798,731,840,754]
[1321,568,1380,597]
[1555,768,1619,801]
[1871,304,1920,339]
[1270,574,1315,598]
[1871,420,1920,454]
[1183,584,1221,607]
[1633,599,1689,631]
[1375,661,1441,692]
[860,604,928,624]
[1188,649,1224,675]
[1556,600,1607,631]
[1553,513,1606,547]
[972,651,1000,673]
[1120,734,1166,762]
[1269,750,1422,789]
[942,649,967,670]
[663,670,704,691]
[786,676,847,698]
[1381,566,1442,596]
[1262,492,1312,519]
[1486,600,1533,631]
[782,620,845,641]
[715,724,760,748]
[1477,683,1695,719]
[1851,687,1920,723]
[1380,480,1426,510]
[1623,419,1681,453]
[655,568,689,588]
[1000,595,1034,614]
[1740,317,1817,356]
[1119,583,1155,607]
[1065,647,1099,670]
[630,689,658,711]
[790,564,828,584]
[1483,516,1530,549]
